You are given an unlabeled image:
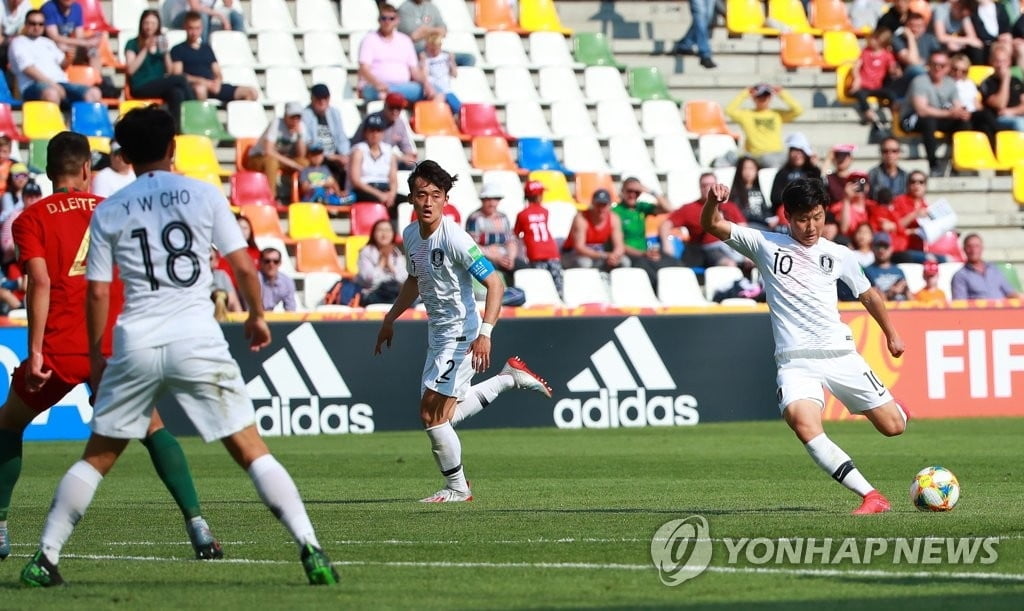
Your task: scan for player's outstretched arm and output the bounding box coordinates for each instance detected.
[24,258,52,392]
[469,272,503,373]
[86,279,111,391]
[375,276,420,354]
[859,286,905,358]
[700,183,733,242]
[224,248,271,351]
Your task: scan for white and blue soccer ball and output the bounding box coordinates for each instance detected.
[909,466,960,512]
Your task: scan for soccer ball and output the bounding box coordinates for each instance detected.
[909,466,960,512]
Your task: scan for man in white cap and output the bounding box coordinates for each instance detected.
[726,83,803,168]
[465,182,520,284]
[91,141,136,198]
[243,102,309,202]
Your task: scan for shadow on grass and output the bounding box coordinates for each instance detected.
[484,507,820,515]
[591,592,1024,611]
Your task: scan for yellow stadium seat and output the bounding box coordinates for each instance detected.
[23,101,67,139]
[823,30,861,68]
[997,130,1024,168]
[528,170,574,204]
[288,202,346,244]
[952,131,1007,171]
[173,134,231,177]
[519,0,572,34]
[812,0,855,32]
[768,0,821,34]
[344,234,370,276]
[968,65,995,86]
[1013,164,1024,204]
[88,136,111,154]
[835,63,855,104]
[780,32,824,69]
[727,0,781,35]
[119,99,157,118]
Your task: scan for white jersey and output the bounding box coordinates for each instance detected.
[403,216,490,344]
[726,223,871,358]
[87,170,247,352]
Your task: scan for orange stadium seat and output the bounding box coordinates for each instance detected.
[476,0,524,32]
[684,100,740,139]
[574,172,616,206]
[240,204,291,243]
[471,136,521,172]
[780,32,825,69]
[296,238,347,275]
[97,33,124,70]
[812,0,855,32]
[413,100,465,138]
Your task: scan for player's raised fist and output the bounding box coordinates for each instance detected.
[707,183,730,204]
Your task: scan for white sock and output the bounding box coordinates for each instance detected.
[424,422,468,492]
[248,454,319,549]
[451,375,512,426]
[804,433,874,497]
[896,402,908,425]
[40,461,103,565]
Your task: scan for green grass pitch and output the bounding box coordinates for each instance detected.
[2,419,1023,609]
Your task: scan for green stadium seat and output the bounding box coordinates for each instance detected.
[28,139,48,175]
[181,100,234,142]
[572,32,624,68]
[998,262,1023,292]
[628,67,679,103]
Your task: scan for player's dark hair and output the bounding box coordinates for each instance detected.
[115,106,175,165]
[781,177,829,218]
[407,160,458,194]
[46,132,91,182]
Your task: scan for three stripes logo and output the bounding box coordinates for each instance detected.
[554,317,700,429]
[247,323,374,436]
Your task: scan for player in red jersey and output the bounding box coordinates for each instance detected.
[0,132,222,562]
[513,180,563,296]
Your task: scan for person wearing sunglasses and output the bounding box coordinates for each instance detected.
[7,8,101,106]
[867,137,909,196]
[257,247,296,312]
[357,3,433,104]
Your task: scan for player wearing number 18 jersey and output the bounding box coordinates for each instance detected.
[701,178,909,515]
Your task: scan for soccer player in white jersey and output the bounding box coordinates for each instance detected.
[701,177,908,515]
[374,161,553,503]
[21,107,340,587]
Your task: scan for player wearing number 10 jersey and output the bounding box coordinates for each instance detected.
[0,132,220,567]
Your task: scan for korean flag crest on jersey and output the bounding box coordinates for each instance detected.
[431,248,444,267]
[819,254,835,274]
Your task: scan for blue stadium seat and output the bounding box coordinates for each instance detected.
[71,102,114,138]
[516,137,572,175]
[0,75,21,109]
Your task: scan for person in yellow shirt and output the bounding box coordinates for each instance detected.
[726,83,803,169]
[913,259,947,304]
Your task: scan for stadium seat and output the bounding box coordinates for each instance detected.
[23,101,67,140]
[460,104,513,140]
[0,73,21,109]
[608,135,659,187]
[968,65,995,85]
[471,136,521,172]
[769,0,821,34]
[550,99,597,137]
[123,79,162,106]
[937,261,960,297]
[545,201,579,241]
[434,0,479,32]
[443,30,486,66]
[226,101,269,139]
[834,63,857,104]
[265,67,310,106]
[335,100,362,139]
[476,0,524,32]
[812,0,856,32]
[234,137,258,173]
[485,31,529,66]
[211,30,257,67]
[481,169,526,217]
[952,131,1006,171]
[113,0,149,34]
[704,266,744,301]
[424,136,472,174]
[538,66,585,103]
[296,0,341,32]
[529,31,575,66]
[413,100,465,138]
[596,99,642,137]
[758,167,779,196]
[996,130,1024,168]
[823,31,861,68]
[70,101,114,138]
[563,135,610,173]
[657,267,710,306]
[575,172,616,207]
[181,100,233,142]
[28,139,48,174]
[519,0,573,34]
[349,202,390,236]
[296,238,346,275]
[698,134,740,168]
[726,0,781,35]
[79,0,118,33]
[667,169,702,207]
[573,32,624,68]
[174,135,231,177]
[258,31,304,67]
[231,171,278,208]
[1013,164,1024,204]
[513,268,565,307]
[97,34,123,71]
[494,66,541,103]
[610,268,661,308]
[653,134,701,175]
[927,232,965,262]
[0,104,27,142]
[450,67,495,104]
[304,32,350,68]
[240,203,290,242]
[562,268,610,307]
[780,32,825,69]
[583,66,630,102]
[998,261,1023,292]
[897,263,926,294]
[343,234,370,276]
[310,67,354,102]
[684,100,740,138]
[251,0,295,32]
[528,169,575,204]
[340,0,380,31]
[505,100,552,138]
[628,67,678,103]
[642,100,687,136]
[302,271,343,310]
[517,137,572,174]
[289,203,346,244]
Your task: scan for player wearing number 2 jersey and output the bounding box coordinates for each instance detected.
[701,177,909,515]
[0,132,220,566]
[375,161,553,503]
[22,109,338,588]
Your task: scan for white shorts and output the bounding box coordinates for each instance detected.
[776,352,893,414]
[421,338,475,400]
[91,336,255,443]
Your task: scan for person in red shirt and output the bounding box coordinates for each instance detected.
[513,180,563,295]
[0,132,221,562]
[848,28,901,127]
[561,188,627,271]
[830,171,878,239]
[659,172,747,268]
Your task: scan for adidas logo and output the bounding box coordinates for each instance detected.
[247,323,374,436]
[554,317,700,429]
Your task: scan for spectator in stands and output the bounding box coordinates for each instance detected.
[0,0,31,70]
[980,43,1024,132]
[892,12,941,96]
[0,179,40,264]
[660,172,747,268]
[170,11,258,103]
[352,92,418,169]
[825,144,858,204]
[358,2,433,103]
[933,0,983,56]
[299,143,346,205]
[235,215,261,266]
[725,83,803,168]
[669,0,716,68]
[302,83,350,188]
[876,0,911,33]
[831,171,877,239]
[950,52,998,143]
[864,232,910,300]
[848,29,900,129]
[40,0,101,75]
[0,162,29,222]
[612,176,671,286]
[963,0,1012,65]
[868,137,909,196]
[851,0,886,32]
[913,259,948,303]
[90,140,135,197]
[397,0,474,65]
[209,249,242,320]
[164,0,245,36]
[356,219,408,306]
[348,113,398,212]
[562,188,629,271]
[900,50,972,176]
[420,32,460,115]
[125,10,194,130]
[951,233,1020,299]
[245,102,309,202]
[257,247,296,312]
[466,182,520,284]
[730,156,777,232]
[9,9,100,106]
[0,136,13,195]
[850,222,878,267]
[769,132,821,211]
[514,180,564,296]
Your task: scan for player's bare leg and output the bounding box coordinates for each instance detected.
[862,400,909,437]
[450,356,553,426]
[222,425,338,585]
[0,392,43,560]
[784,400,890,515]
[420,389,472,502]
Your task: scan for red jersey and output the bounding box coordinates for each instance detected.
[667,200,746,245]
[561,209,613,252]
[869,204,912,252]
[857,48,896,90]
[829,199,877,238]
[514,203,559,261]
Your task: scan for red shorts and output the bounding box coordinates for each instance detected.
[11,353,90,413]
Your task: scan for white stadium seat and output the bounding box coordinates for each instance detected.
[227,100,270,139]
[302,272,342,310]
[550,100,597,137]
[493,66,541,103]
[513,268,565,307]
[657,267,711,306]
[596,99,642,137]
[584,66,629,102]
[485,31,530,66]
[258,31,304,67]
[704,266,744,301]
[305,32,352,67]
[251,0,296,32]
[610,268,661,307]
[538,66,585,103]
[563,135,610,173]
[505,100,552,138]
[563,268,611,307]
[529,31,575,67]
[296,0,342,32]
[642,100,686,136]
